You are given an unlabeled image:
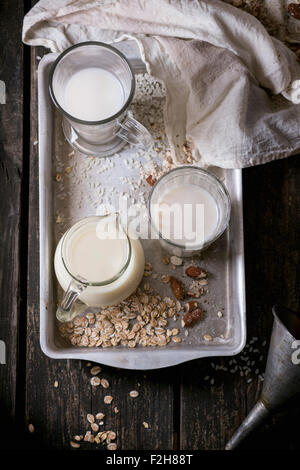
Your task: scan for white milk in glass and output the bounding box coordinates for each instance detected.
[63,68,124,121]
[152,184,219,247]
[54,217,145,307]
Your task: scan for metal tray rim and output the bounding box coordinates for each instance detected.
[38,52,246,370]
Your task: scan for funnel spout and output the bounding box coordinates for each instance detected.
[226,305,300,450]
[225,400,269,450]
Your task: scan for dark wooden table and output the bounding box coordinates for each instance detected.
[0,0,299,451]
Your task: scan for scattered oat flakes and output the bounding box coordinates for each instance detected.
[70,441,80,448]
[144,282,151,292]
[129,390,139,398]
[28,423,34,433]
[96,413,105,420]
[55,172,62,182]
[90,376,101,386]
[114,407,119,414]
[172,336,182,343]
[142,422,149,428]
[217,311,223,318]
[90,365,101,375]
[107,443,117,450]
[84,431,94,443]
[185,301,198,313]
[64,166,72,174]
[87,413,95,424]
[59,284,185,349]
[74,435,82,441]
[54,380,59,388]
[187,280,204,298]
[170,255,183,266]
[91,422,99,432]
[104,395,113,404]
[101,378,110,389]
[143,262,153,277]
[203,334,213,342]
[107,431,116,440]
[162,255,170,265]
[161,274,170,284]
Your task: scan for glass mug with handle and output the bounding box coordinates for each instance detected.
[54,214,145,322]
[49,41,153,157]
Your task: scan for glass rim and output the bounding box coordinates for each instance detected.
[61,214,132,286]
[148,166,231,251]
[49,41,136,125]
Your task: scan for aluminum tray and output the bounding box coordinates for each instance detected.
[38,45,246,370]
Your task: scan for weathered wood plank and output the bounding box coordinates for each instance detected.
[180,156,300,450]
[89,366,174,450]
[0,0,26,448]
[21,0,300,450]
[241,155,300,450]
[25,44,175,449]
[180,359,247,450]
[25,45,92,450]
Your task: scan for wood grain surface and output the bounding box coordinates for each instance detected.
[0,0,299,451]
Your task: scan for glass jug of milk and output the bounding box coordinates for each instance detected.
[54,214,145,322]
[49,41,152,157]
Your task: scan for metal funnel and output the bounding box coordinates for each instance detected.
[226,305,300,450]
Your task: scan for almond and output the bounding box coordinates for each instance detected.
[146,175,157,186]
[185,266,207,279]
[288,4,300,20]
[182,307,204,327]
[169,276,185,300]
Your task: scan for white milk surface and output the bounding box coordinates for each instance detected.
[66,223,128,283]
[153,184,219,247]
[64,67,124,121]
[54,218,145,306]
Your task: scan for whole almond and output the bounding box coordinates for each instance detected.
[185,266,207,279]
[182,307,204,327]
[169,276,185,300]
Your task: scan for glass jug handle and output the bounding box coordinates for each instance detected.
[128,58,147,74]
[116,115,153,148]
[56,279,87,323]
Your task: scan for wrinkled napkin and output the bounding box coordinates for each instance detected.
[23,0,300,168]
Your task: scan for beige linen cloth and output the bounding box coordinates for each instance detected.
[23,0,300,168]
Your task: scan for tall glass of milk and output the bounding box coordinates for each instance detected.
[49,42,152,157]
[149,167,231,256]
[54,214,145,322]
